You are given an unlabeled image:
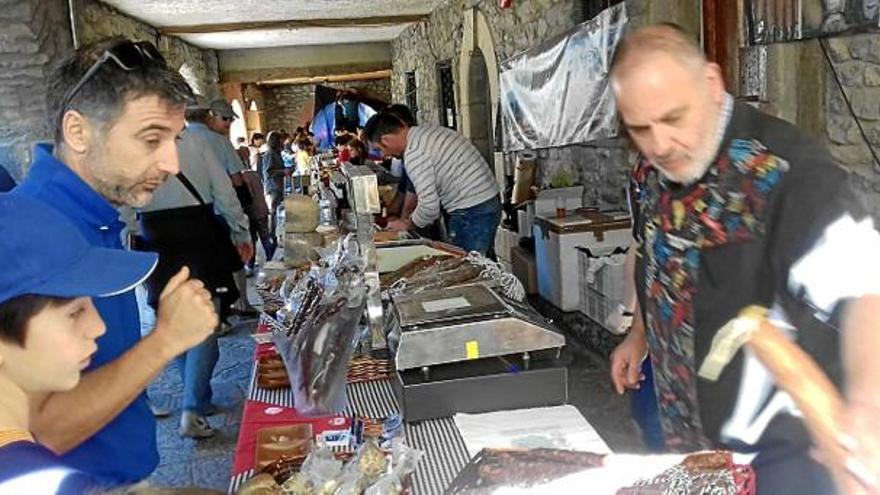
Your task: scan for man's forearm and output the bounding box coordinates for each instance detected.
[31,331,176,454]
[843,294,880,405]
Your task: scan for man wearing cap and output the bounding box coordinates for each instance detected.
[13,38,218,485]
[138,100,253,438]
[0,193,216,494]
[200,98,258,317]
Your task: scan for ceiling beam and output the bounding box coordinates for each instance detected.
[160,14,427,35]
[258,69,392,86]
[220,61,391,84]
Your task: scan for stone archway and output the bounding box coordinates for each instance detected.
[459,8,503,187]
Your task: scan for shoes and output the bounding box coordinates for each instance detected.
[149,402,171,418]
[179,411,215,439]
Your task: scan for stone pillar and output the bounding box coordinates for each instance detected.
[0,0,72,180]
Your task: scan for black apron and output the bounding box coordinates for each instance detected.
[139,173,240,309]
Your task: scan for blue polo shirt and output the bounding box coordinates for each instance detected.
[13,144,158,485]
[0,441,103,494]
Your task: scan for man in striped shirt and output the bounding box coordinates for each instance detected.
[364,112,501,254]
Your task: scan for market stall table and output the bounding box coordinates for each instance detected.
[228,336,472,495]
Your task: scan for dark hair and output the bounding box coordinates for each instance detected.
[334,134,353,147]
[363,113,406,144]
[385,104,416,126]
[250,132,265,145]
[185,108,211,123]
[0,295,70,347]
[266,131,284,151]
[48,37,193,144]
[347,139,367,159]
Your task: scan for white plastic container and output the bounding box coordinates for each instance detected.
[533,212,631,311]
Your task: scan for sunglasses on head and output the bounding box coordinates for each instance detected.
[61,40,168,112]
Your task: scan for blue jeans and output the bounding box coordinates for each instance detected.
[176,333,219,415]
[446,196,501,255]
[631,358,666,451]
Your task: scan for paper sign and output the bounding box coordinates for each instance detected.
[421,296,472,313]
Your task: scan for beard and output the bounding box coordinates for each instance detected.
[652,155,713,186]
[84,146,168,207]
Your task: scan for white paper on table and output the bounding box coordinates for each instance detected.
[491,454,686,495]
[453,405,612,459]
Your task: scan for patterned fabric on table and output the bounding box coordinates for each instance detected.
[634,138,789,451]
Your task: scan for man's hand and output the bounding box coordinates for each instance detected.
[387,218,412,232]
[610,326,648,395]
[152,266,218,358]
[237,242,254,263]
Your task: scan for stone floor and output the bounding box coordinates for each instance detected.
[143,289,644,491]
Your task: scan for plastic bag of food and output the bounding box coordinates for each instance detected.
[287,279,365,416]
[363,440,424,495]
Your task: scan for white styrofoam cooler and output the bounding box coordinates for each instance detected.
[533,213,631,311]
[577,248,627,330]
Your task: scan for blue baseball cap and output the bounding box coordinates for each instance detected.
[0,193,158,304]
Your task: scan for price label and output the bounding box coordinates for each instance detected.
[466,340,480,360]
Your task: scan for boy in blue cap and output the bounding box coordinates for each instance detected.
[0,193,212,494]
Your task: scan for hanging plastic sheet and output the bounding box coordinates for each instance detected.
[499,3,627,152]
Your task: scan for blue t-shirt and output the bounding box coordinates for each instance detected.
[0,441,103,494]
[13,145,159,485]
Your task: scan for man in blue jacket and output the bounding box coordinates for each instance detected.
[14,38,218,486]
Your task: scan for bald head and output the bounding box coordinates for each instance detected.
[611,24,707,84]
[610,24,726,186]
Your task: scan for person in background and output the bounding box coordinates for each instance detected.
[248,133,266,176]
[334,133,353,154]
[379,104,446,242]
[365,112,499,254]
[234,136,249,166]
[0,193,171,494]
[15,37,217,486]
[201,99,258,318]
[262,131,286,242]
[138,99,254,438]
[281,135,296,170]
[609,25,880,493]
[0,165,15,192]
[242,135,274,270]
[346,138,371,166]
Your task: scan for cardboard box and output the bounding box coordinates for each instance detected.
[511,246,538,295]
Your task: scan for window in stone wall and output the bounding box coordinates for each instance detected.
[437,61,457,130]
[405,71,418,123]
[581,0,624,21]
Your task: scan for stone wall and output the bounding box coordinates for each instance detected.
[389,0,669,211]
[76,0,220,99]
[0,0,220,181]
[822,35,880,217]
[0,0,72,180]
[263,78,392,133]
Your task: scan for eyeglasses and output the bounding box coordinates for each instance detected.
[61,41,168,112]
[221,116,234,122]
